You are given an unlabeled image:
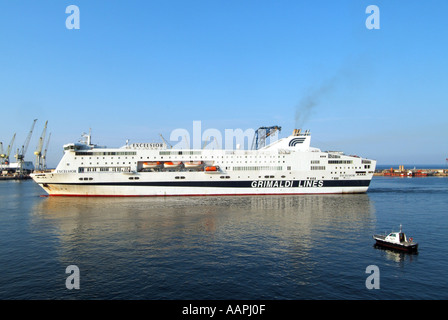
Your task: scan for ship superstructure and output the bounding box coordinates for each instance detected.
[31,128,376,196]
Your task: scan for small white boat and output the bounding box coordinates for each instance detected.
[373,225,418,252]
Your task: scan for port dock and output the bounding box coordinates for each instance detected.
[0,174,32,180]
[375,165,448,177]
[1,119,51,181]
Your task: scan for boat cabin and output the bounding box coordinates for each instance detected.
[384,232,407,244]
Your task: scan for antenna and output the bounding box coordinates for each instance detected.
[80,128,93,146]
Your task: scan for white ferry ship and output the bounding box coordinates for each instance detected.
[31,127,376,196]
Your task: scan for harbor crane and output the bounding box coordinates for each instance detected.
[41,132,51,170]
[34,120,48,171]
[251,126,282,150]
[0,133,16,166]
[15,119,37,176]
[159,134,173,149]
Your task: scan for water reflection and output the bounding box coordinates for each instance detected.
[373,244,419,264]
[30,194,377,299]
[32,194,375,236]
[31,194,376,258]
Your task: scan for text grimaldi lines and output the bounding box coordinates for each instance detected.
[251,179,323,188]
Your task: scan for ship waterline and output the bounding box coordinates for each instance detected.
[31,127,376,196]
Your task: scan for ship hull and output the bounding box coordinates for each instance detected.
[373,238,418,253]
[33,178,371,196]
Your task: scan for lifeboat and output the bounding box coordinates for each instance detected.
[204,166,219,172]
[164,161,183,168]
[142,161,162,169]
[184,161,203,169]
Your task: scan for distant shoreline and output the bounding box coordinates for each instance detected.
[374,165,448,177]
[376,164,447,170]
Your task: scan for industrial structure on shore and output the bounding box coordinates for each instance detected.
[0,119,51,180]
[374,165,448,177]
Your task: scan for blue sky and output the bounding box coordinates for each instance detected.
[0,0,447,167]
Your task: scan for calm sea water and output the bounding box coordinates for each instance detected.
[0,177,447,300]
